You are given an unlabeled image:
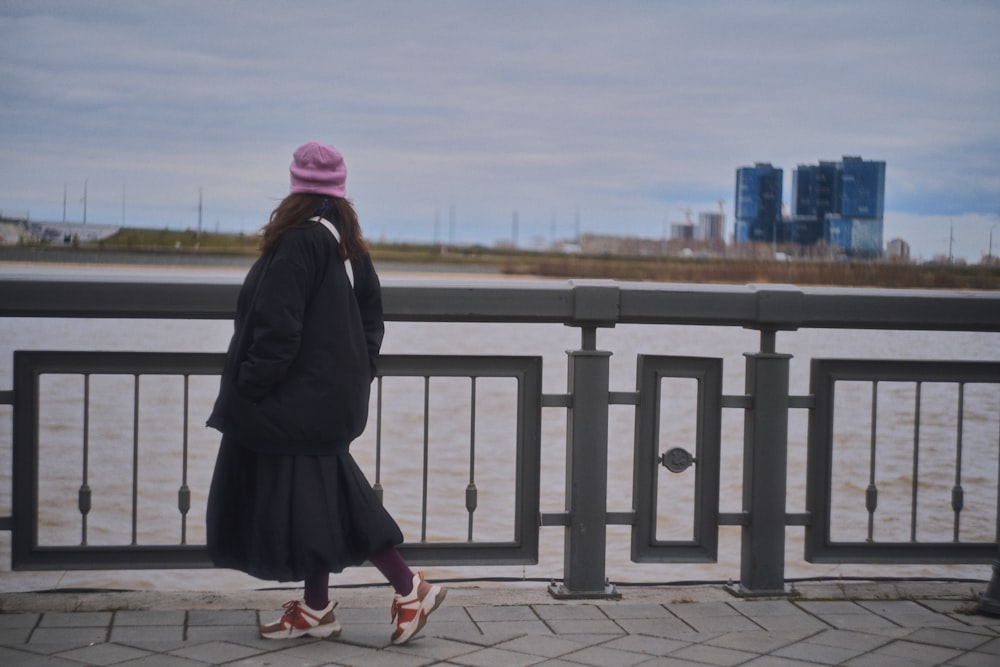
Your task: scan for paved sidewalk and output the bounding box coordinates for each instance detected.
[2,582,999,666]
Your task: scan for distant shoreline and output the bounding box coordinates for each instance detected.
[0,246,257,268]
[3,245,999,289]
[0,246,503,277]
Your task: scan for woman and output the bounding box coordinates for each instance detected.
[207,141,444,645]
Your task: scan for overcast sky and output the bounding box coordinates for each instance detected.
[1,0,998,261]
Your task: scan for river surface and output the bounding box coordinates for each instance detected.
[1,262,998,593]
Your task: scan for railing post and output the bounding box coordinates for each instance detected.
[550,282,620,599]
[728,328,793,596]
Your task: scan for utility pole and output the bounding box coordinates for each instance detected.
[512,210,518,248]
[82,179,88,224]
[449,203,455,246]
[949,220,954,262]
[719,199,726,249]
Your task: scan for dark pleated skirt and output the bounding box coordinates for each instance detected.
[206,436,404,582]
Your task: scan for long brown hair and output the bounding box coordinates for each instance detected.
[259,193,369,259]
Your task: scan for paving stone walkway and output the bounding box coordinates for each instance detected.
[2,583,999,666]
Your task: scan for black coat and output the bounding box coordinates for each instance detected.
[207,221,384,454]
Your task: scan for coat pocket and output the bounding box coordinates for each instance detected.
[227,390,281,449]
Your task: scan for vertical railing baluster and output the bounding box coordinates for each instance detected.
[373,376,384,503]
[866,381,879,542]
[466,377,478,541]
[421,376,430,542]
[179,375,191,544]
[79,374,91,546]
[952,382,966,541]
[132,373,140,545]
[911,381,922,542]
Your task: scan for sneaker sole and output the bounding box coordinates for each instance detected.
[260,623,342,640]
[391,586,447,645]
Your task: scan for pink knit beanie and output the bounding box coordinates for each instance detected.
[289,142,346,197]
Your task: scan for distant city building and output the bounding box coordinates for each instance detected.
[697,211,724,242]
[790,161,838,245]
[791,156,886,258]
[734,163,783,243]
[671,222,694,240]
[0,215,37,245]
[27,221,121,244]
[0,220,26,245]
[579,233,653,256]
[886,237,910,261]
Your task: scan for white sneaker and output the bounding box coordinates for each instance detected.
[259,600,341,639]
[390,572,446,645]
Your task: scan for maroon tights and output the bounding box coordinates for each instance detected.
[303,547,415,610]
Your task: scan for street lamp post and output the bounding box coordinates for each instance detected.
[990,224,998,262]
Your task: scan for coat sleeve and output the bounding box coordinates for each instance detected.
[236,251,313,399]
[355,255,385,380]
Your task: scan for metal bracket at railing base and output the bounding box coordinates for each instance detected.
[978,593,1000,617]
[723,581,797,598]
[978,557,1000,617]
[548,579,622,600]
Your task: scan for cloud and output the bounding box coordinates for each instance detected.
[1,0,998,259]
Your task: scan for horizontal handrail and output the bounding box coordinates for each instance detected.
[2,278,999,331]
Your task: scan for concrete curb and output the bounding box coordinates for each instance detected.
[0,580,985,613]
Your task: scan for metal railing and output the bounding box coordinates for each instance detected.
[2,276,999,605]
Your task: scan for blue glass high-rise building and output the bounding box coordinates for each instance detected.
[840,157,885,219]
[791,161,838,245]
[734,163,783,243]
[791,156,885,257]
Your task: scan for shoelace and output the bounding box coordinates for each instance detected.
[391,596,418,624]
[280,600,305,625]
